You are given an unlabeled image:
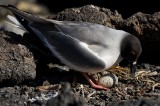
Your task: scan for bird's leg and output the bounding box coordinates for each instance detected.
[82,73,110,91]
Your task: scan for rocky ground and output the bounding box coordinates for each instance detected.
[0,4,160,106]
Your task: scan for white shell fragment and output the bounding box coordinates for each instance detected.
[98,73,118,88]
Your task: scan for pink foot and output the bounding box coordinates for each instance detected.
[82,73,110,91]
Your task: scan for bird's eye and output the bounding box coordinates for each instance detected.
[130,51,136,59]
[130,51,135,55]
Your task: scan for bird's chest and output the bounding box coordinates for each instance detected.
[100,49,122,69]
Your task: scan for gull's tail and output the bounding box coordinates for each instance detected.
[0,5,49,33]
[7,15,26,31]
[0,5,45,23]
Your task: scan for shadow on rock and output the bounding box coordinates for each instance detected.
[0,31,36,87]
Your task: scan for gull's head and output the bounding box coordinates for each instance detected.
[121,33,142,76]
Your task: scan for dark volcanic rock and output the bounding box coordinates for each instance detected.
[46,83,87,106]
[114,12,160,64]
[111,98,160,106]
[38,0,159,18]
[0,86,34,106]
[0,31,36,86]
[0,83,87,106]
[49,5,123,28]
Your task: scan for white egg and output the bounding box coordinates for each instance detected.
[98,73,118,88]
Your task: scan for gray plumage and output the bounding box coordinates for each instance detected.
[0,5,142,74]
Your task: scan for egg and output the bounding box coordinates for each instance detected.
[98,73,118,88]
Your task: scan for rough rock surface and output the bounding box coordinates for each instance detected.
[0,83,88,106]
[49,5,123,28]
[117,12,160,64]
[0,31,36,86]
[111,98,160,106]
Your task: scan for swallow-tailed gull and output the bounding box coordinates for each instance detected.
[0,5,142,90]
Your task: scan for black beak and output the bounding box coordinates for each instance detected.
[130,62,137,77]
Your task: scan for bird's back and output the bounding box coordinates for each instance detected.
[51,20,127,49]
[51,21,128,67]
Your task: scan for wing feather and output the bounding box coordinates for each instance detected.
[29,23,106,72]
